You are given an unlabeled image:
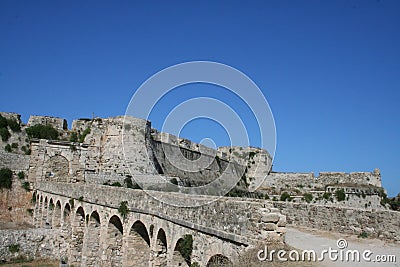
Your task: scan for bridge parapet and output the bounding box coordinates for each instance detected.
[36,182,285,245]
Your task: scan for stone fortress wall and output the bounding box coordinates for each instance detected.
[1,111,399,265]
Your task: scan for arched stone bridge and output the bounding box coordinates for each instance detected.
[33,182,285,267]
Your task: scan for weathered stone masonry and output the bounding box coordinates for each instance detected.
[33,182,285,266]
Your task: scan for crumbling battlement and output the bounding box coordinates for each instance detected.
[27,115,67,131]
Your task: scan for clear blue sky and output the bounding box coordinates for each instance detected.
[0,1,399,196]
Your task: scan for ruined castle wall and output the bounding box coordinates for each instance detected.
[316,171,382,187]
[259,172,316,193]
[72,116,157,176]
[0,228,63,261]
[272,201,400,241]
[0,176,33,226]
[28,140,89,183]
[27,115,67,131]
[0,152,30,171]
[152,141,228,186]
[259,170,382,194]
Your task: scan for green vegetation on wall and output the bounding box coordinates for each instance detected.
[26,124,59,140]
[176,234,193,265]
[118,201,129,219]
[335,189,346,202]
[0,167,12,189]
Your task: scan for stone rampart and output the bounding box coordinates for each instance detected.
[0,152,30,171]
[272,201,400,242]
[36,181,285,244]
[27,115,67,131]
[0,228,63,262]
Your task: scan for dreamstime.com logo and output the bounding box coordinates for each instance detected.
[257,239,397,263]
[122,61,276,207]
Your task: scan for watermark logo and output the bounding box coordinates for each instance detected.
[257,238,397,263]
[122,61,276,207]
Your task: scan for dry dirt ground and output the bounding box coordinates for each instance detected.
[0,259,58,266]
[285,226,400,267]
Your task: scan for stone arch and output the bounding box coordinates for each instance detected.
[172,235,193,267]
[125,220,151,267]
[206,254,232,267]
[63,202,71,223]
[153,228,168,267]
[70,206,85,266]
[53,200,62,228]
[104,215,123,266]
[84,210,101,266]
[44,154,69,182]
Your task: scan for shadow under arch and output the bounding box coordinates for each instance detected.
[206,254,233,267]
[104,215,124,266]
[124,220,151,267]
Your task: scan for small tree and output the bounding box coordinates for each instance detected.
[177,234,193,265]
[118,201,129,220]
[26,124,59,140]
[280,192,292,202]
[0,168,12,189]
[69,132,78,142]
[4,144,12,152]
[303,193,313,203]
[0,128,10,142]
[7,118,21,132]
[79,127,91,143]
[17,171,25,179]
[22,181,30,191]
[335,189,346,202]
[0,115,7,128]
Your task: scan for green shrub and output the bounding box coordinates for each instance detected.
[118,201,129,219]
[31,193,36,203]
[0,167,12,189]
[303,193,313,203]
[335,189,346,202]
[78,196,84,202]
[69,198,75,208]
[22,181,30,191]
[7,118,21,132]
[11,143,18,149]
[21,146,31,155]
[170,177,178,185]
[17,171,25,179]
[111,182,122,187]
[177,234,193,264]
[8,244,20,253]
[358,232,369,238]
[0,127,11,141]
[5,144,12,152]
[323,192,332,200]
[79,127,91,143]
[69,132,78,142]
[0,115,7,128]
[280,192,292,202]
[26,124,59,140]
